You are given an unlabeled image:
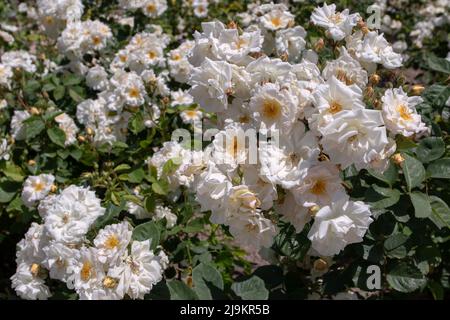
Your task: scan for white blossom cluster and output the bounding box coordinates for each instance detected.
[0,50,37,88]
[148,3,430,256]
[12,182,168,300]
[75,28,173,147]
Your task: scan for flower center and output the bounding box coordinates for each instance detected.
[30,263,40,277]
[271,16,282,27]
[310,179,327,195]
[104,235,120,249]
[102,276,118,289]
[185,110,198,118]
[80,261,93,281]
[91,36,102,46]
[119,54,128,63]
[171,53,181,61]
[262,98,282,119]
[330,13,343,24]
[336,69,354,85]
[396,104,412,121]
[146,4,156,13]
[128,87,140,98]
[329,101,343,114]
[148,50,157,59]
[33,181,45,192]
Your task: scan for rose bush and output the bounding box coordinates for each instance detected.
[0,0,449,300]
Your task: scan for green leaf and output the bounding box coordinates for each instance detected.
[384,233,408,259]
[152,180,170,195]
[94,202,122,228]
[231,276,268,300]
[1,162,25,182]
[42,83,56,92]
[24,118,45,140]
[127,168,145,183]
[386,263,426,293]
[410,192,432,218]
[53,86,65,101]
[192,263,224,300]
[402,153,425,191]
[428,281,444,300]
[415,137,445,163]
[429,196,450,229]
[396,136,417,151]
[130,111,145,134]
[367,161,398,186]
[69,88,84,103]
[62,74,83,86]
[426,55,450,74]
[47,127,66,147]
[184,218,205,233]
[0,181,19,203]
[166,280,198,300]
[427,158,450,179]
[144,196,155,213]
[422,85,450,108]
[162,158,181,176]
[365,185,401,209]
[113,164,131,172]
[132,221,160,250]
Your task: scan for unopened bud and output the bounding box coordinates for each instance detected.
[410,84,425,96]
[227,21,237,29]
[86,127,94,136]
[374,99,382,109]
[78,135,86,143]
[29,107,40,115]
[365,86,375,99]
[369,74,381,85]
[50,184,57,193]
[186,276,193,288]
[309,205,320,216]
[392,153,405,165]
[280,52,289,62]
[162,96,170,105]
[313,258,328,272]
[27,159,36,166]
[314,38,325,52]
